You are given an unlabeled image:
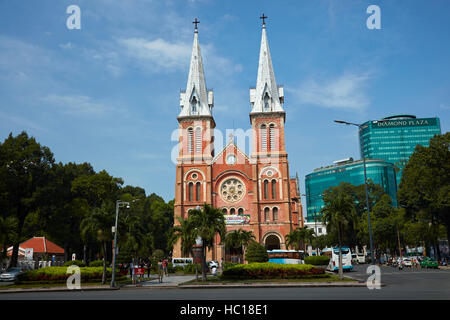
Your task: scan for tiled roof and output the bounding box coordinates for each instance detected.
[8,237,64,254]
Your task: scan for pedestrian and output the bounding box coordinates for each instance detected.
[163,259,168,277]
[158,259,164,283]
[130,261,136,284]
[220,257,224,270]
[147,260,152,279]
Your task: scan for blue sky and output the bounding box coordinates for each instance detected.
[1,0,449,211]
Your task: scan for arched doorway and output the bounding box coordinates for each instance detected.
[265,234,281,251]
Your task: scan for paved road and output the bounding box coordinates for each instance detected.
[1,265,449,300]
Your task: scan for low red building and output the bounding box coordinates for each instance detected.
[7,237,65,263]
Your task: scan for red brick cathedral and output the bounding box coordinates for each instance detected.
[173,20,303,261]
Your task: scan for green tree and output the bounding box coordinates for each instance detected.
[80,201,115,284]
[398,133,450,258]
[188,204,226,281]
[0,132,54,267]
[245,240,269,263]
[225,229,255,263]
[321,183,357,279]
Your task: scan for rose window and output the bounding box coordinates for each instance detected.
[220,178,246,203]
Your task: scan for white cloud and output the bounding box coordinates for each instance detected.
[118,37,191,71]
[41,94,113,116]
[290,73,371,111]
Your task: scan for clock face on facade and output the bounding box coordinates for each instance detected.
[226,154,236,165]
[220,177,245,203]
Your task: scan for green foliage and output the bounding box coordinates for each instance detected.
[152,249,165,261]
[16,266,125,284]
[221,263,326,280]
[89,260,107,267]
[63,260,86,267]
[304,256,330,266]
[183,263,201,274]
[245,241,269,263]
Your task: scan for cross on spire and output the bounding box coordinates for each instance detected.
[193,18,200,32]
[260,13,268,27]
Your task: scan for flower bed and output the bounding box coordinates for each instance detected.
[221,263,327,280]
[16,267,126,284]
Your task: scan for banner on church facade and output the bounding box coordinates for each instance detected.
[224,215,250,225]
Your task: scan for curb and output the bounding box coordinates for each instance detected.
[177,282,379,288]
[0,286,120,294]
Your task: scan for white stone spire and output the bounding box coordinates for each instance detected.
[250,23,284,114]
[179,25,213,118]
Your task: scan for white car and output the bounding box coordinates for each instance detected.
[402,257,412,267]
[207,261,219,269]
[357,254,366,264]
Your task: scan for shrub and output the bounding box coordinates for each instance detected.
[16,266,126,284]
[304,256,330,266]
[63,260,86,267]
[152,249,165,261]
[222,263,326,280]
[183,263,201,274]
[245,241,269,263]
[89,260,108,267]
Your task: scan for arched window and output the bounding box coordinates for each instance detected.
[263,180,269,200]
[273,207,278,221]
[230,208,236,215]
[188,182,193,201]
[269,124,275,151]
[238,208,244,215]
[222,208,227,215]
[195,182,201,201]
[264,207,270,221]
[187,128,193,153]
[260,124,267,151]
[195,127,202,153]
[271,179,277,199]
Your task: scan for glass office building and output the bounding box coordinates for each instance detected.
[359,115,441,185]
[305,158,397,223]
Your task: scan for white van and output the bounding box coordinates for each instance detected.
[323,247,353,272]
[171,258,193,267]
[357,253,366,264]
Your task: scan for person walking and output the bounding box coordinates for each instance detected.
[147,260,152,279]
[157,259,164,283]
[163,259,168,277]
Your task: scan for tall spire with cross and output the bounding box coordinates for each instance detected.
[178,18,214,118]
[250,14,284,114]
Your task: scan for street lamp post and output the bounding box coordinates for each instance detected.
[111,199,139,288]
[333,119,387,265]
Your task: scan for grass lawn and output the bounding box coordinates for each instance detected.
[182,273,356,285]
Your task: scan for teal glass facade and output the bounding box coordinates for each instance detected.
[359,115,441,185]
[305,159,397,223]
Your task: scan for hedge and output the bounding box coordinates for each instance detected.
[221,263,326,280]
[63,260,86,267]
[245,241,269,263]
[89,260,109,267]
[16,267,126,284]
[304,256,330,266]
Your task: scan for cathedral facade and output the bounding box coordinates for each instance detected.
[173,20,303,261]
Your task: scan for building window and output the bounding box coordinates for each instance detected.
[264,92,270,111]
[222,208,227,215]
[230,208,235,215]
[195,127,202,153]
[238,208,244,215]
[272,207,278,221]
[187,128,193,153]
[271,179,277,199]
[264,207,270,221]
[260,124,267,151]
[191,96,198,114]
[318,228,322,234]
[263,180,269,199]
[188,182,193,201]
[269,124,275,151]
[195,182,201,201]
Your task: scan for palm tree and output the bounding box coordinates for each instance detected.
[321,185,356,279]
[80,201,114,284]
[225,229,255,264]
[171,216,198,279]
[285,229,302,250]
[188,204,226,281]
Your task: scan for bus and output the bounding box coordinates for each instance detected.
[267,250,305,264]
[322,247,353,271]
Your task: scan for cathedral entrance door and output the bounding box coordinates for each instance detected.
[265,235,281,251]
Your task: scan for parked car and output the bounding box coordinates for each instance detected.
[420,257,439,269]
[351,254,358,264]
[357,254,366,264]
[402,257,412,267]
[0,267,24,282]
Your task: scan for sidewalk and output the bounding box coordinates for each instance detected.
[122,275,197,289]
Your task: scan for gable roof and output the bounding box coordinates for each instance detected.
[211,138,251,165]
[7,237,64,255]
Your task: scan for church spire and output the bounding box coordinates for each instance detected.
[250,15,284,114]
[179,19,214,118]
